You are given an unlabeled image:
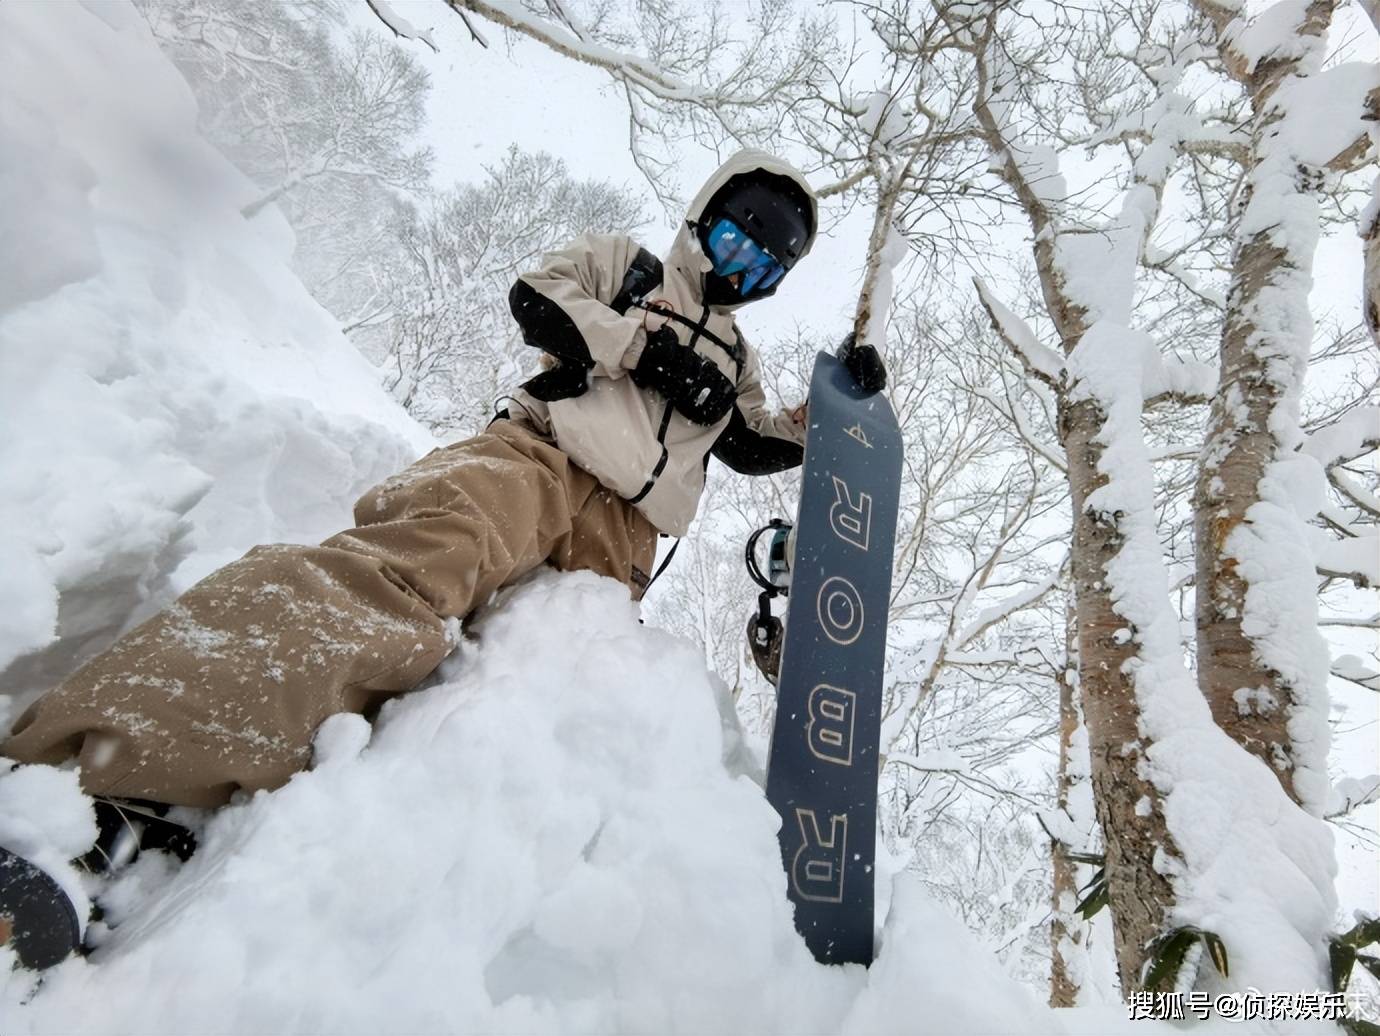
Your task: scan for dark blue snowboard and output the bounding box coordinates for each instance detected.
[764,351,902,966]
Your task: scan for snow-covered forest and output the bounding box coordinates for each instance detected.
[1,0,1377,1030]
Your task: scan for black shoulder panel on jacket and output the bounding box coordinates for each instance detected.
[522,362,591,402]
[711,406,804,475]
[509,278,594,368]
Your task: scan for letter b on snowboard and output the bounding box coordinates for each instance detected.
[806,684,856,766]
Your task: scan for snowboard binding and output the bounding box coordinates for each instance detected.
[82,797,199,874]
[745,519,793,684]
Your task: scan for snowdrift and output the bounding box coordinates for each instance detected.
[0,0,432,723]
[3,572,1059,1034]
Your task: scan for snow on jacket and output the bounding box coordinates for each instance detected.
[503,150,818,536]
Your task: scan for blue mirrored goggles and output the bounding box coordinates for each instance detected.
[705,217,787,296]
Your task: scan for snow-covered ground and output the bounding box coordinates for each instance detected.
[3,571,1067,1034]
[0,570,1328,1034]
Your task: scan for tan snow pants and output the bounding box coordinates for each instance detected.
[2,422,658,807]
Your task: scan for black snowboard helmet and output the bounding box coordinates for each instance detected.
[697,170,814,306]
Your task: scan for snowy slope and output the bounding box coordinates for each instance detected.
[0,0,433,722]
[3,572,1067,1034]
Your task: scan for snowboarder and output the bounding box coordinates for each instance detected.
[0,150,883,970]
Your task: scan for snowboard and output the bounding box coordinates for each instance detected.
[0,846,82,971]
[764,350,902,966]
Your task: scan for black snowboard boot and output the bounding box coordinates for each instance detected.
[0,846,82,971]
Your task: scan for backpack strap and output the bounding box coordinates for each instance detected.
[727,328,746,379]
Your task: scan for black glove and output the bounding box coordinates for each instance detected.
[631,327,737,425]
[837,332,887,392]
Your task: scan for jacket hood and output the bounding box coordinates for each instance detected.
[667,149,818,312]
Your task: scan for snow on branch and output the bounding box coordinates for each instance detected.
[954,559,1068,650]
[1269,63,1380,174]
[815,167,872,200]
[1192,0,1331,91]
[438,0,806,112]
[443,0,700,102]
[971,35,1061,258]
[1330,655,1380,694]
[1326,774,1380,818]
[1142,354,1218,408]
[1332,469,1380,522]
[1036,807,1095,853]
[883,482,1049,756]
[1316,536,1380,588]
[972,276,1064,388]
[1319,613,1380,629]
[888,750,972,776]
[1302,406,1380,468]
[1084,120,1251,166]
[367,0,442,52]
[1227,0,1332,79]
[395,0,835,211]
[971,387,1067,473]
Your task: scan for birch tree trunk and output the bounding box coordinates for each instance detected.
[1049,602,1086,1008]
[971,18,1187,990]
[1191,0,1345,814]
[1365,2,1380,344]
[1060,397,1182,989]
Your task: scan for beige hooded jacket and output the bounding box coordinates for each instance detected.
[504,150,818,535]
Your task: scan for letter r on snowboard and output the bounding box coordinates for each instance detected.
[791,808,848,903]
[829,476,871,551]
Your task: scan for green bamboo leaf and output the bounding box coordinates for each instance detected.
[1077,867,1106,894]
[1341,1018,1380,1036]
[1076,888,1109,921]
[1341,917,1380,949]
[1143,928,1198,991]
[1064,851,1105,866]
[1075,879,1108,920]
[1357,954,1380,982]
[1331,940,1357,994]
[1202,931,1229,978]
